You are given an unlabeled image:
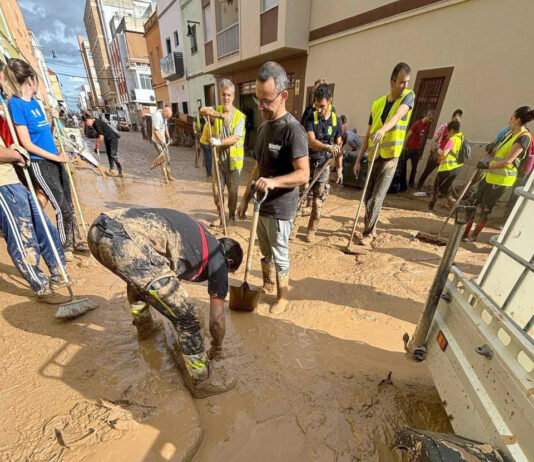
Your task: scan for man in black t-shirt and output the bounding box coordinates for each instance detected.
[303,84,343,242]
[87,207,243,399]
[238,61,309,315]
[82,112,123,177]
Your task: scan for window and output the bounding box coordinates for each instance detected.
[182,101,188,115]
[174,31,179,46]
[190,25,198,54]
[202,4,212,43]
[166,37,171,54]
[139,74,152,90]
[261,0,278,13]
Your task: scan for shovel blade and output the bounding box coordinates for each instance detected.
[229,282,262,312]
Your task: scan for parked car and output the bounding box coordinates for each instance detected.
[118,119,130,131]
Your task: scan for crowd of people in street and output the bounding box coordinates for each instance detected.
[1,53,533,400]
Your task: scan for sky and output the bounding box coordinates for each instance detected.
[18,0,89,111]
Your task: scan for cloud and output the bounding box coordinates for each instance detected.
[18,0,46,19]
[69,77,87,83]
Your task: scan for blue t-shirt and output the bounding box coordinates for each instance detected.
[495,127,510,144]
[8,96,57,160]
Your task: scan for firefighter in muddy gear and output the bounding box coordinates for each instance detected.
[303,84,343,242]
[87,208,243,399]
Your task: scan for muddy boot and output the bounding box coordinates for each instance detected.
[358,233,375,246]
[304,215,320,243]
[270,270,289,315]
[462,219,474,242]
[185,353,236,399]
[261,258,276,295]
[74,241,90,255]
[131,302,156,340]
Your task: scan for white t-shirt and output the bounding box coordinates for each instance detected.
[0,162,20,187]
[151,110,167,143]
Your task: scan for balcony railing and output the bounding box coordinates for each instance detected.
[216,22,239,59]
[159,52,184,81]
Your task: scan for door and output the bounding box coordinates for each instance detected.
[410,67,454,136]
[204,84,216,107]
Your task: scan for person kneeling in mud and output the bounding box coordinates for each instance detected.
[87,207,243,399]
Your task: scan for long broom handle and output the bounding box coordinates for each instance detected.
[244,206,260,284]
[437,167,480,236]
[207,115,228,235]
[296,153,332,210]
[0,101,73,294]
[347,142,380,246]
[53,118,87,234]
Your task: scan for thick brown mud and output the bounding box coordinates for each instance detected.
[0,132,495,461]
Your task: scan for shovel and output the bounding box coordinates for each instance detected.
[342,142,380,255]
[229,187,268,312]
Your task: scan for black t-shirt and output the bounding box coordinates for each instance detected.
[109,208,228,299]
[368,92,414,126]
[305,111,343,163]
[253,113,308,220]
[93,119,118,141]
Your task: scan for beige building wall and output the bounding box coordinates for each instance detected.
[306,0,534,143]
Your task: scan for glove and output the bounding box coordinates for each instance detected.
[335,170,343,185]
[477,160,490,169]
[210,137,222,147]
[94,143,99,154]
[10,143,30,166]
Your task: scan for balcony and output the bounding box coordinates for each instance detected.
[216,22,239,59]
[159,52,185,81]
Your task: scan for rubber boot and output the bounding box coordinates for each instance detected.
[186,355,236,399]
[131,302,156,340]
[469,222,486,242]
[305,215,320,243]
[270,270,289,315]
[261,258,275,295]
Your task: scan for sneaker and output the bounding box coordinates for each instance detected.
[64,250,74,262]
[358,234,375,246]
[74,242,90,255]
[36,289,72,305]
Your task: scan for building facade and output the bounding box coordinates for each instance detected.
[158,0,189,115]
[47,68,65,109]
[109,15,156,125]
[201,0,311,143]
[27,31,57,109]
[179,0,216,115]
[0,0,49,102]
[78,34,103,109]
[78,84,92,112]
[144,10,169,108]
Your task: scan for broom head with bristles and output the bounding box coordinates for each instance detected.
[55,298,98,320]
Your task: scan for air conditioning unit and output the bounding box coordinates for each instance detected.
[149,95,155,102]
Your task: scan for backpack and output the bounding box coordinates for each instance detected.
[458,137,471,164]
[519,131,534,176]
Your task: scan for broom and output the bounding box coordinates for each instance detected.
[149,140,171,170]
[0,95,97,319]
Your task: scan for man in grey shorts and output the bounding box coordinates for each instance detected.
[151,106,173,183]
[238,61,309,315]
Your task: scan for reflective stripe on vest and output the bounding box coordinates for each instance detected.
[214,105,245,171]
[486,129,528,186]
[438,132,464,172]
[369,89,414,159]
[312,110,338,140]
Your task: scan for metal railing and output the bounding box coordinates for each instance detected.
[216,22,239,59]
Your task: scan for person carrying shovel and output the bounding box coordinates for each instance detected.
[353,62,415,246]
[237,61,309,315]
[87,207,243,399]
[199,79,245,227]
[302,83,343,243]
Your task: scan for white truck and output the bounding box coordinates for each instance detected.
[397,175,534,461]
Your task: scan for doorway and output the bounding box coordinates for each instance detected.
[204,84,216,107]
[410,67,454,136]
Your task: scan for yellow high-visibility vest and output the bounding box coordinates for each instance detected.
[199,105,246,171]
[369,89,415,159]
[438,132,464,172]
[486,129,530,186]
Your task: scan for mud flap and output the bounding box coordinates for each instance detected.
[392,427,509,462]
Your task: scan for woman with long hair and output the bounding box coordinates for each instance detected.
[4,58,87,260]
[464,106,533,242]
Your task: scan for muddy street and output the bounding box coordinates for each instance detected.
[0,131,495,461]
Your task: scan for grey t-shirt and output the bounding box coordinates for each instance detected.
[345,129,361,154]
[253,112,308,220]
